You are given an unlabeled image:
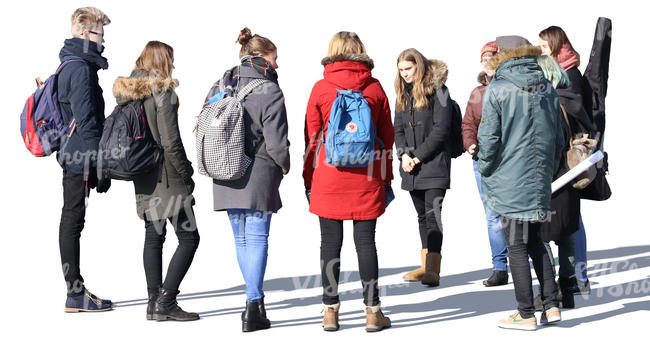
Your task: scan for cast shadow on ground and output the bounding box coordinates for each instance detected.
[113,245,650,330]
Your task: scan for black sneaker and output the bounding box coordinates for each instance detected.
[483,270,508,287]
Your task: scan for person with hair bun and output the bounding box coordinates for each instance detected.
[203,27,290,333]
[303,31,394,332]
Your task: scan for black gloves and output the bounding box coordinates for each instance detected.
[96,171,111,194]
[185,177,195,194]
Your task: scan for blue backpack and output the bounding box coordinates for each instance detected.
[325,89,383,167]
[20,59,85,157]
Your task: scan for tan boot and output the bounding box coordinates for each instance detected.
[421,252,441,287]
[402,249,428,281]
[322,303,340,331]
[365,305,391,332]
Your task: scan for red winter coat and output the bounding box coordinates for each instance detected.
[303,54,394,221]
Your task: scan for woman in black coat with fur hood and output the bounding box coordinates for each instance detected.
[394,48,453,287]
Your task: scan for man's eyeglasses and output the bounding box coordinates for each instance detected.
[88,30,104,39]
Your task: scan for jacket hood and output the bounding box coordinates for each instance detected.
[112,69,178,104]
[487,45,545,89]
[486,45,542,75]
[322,54,374,90]
[321,53,374,70]
[423,59,448,94]
[59,38,108,70]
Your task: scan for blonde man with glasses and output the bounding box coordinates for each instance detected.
[56,7,112,313]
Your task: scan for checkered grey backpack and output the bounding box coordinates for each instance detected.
[196,79,267,180]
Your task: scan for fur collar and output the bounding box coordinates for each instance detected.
[112,76,179,100]
[486,45,542,74]
[321,53,374,70]
[424,59,448,93]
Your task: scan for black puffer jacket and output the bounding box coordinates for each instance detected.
[394,60,452,191]
[56,38,108,175]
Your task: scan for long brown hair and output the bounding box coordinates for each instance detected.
[237,27,276,58]
[134,41,174,79]
[539,26,580,60]
[395,48,431,112]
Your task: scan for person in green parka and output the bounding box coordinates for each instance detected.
[477,35,564,331]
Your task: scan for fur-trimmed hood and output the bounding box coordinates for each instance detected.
[112,69,179,103]
[321,53,374,70]
[486,45,542,74]
[423,59,448,94]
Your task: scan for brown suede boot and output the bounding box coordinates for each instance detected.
[365,305,391,332]
[322,303,340,331]
[421,252,441,287]
[402,249,428,281]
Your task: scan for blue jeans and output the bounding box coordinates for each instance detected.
[473,160,508,271]
[572,215,589,284]
[227,209,272,302]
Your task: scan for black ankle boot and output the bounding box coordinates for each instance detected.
[566,276,580,294]
[146,288,159,320]
[242,300,271,332]
[483,270,508,287]
[153,288,200,321]
[241,297,269,321]
[558,277,575,309]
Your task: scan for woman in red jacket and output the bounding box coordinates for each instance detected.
[303,31,394,333]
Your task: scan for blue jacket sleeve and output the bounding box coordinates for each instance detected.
[69,65,103,157]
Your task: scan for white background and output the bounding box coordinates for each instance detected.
[1,0,648,338]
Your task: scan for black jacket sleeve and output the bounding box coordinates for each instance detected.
[412,86,452,161]
[393,105,407,159]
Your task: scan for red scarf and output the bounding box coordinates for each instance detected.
[555,43,580,71]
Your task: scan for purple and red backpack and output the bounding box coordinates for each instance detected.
[20,59,85,157]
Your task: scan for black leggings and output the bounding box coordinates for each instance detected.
[319,218,379,306]
[409,188,446,252]
[143,208,200,291]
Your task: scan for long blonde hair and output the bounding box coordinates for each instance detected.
[134,41,174,79]
[395,48,431,111]
[327,31,366,56]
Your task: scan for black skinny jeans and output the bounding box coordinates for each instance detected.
[143,207,200,292]
[319,218,379,306]
[409,188,446,252]
[501,216,558,318]
[59,171,90,297]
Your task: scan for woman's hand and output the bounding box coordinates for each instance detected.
[401,154,416,173]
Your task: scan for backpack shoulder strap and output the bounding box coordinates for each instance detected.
[55,58,86,75]
[236,79,267,101]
